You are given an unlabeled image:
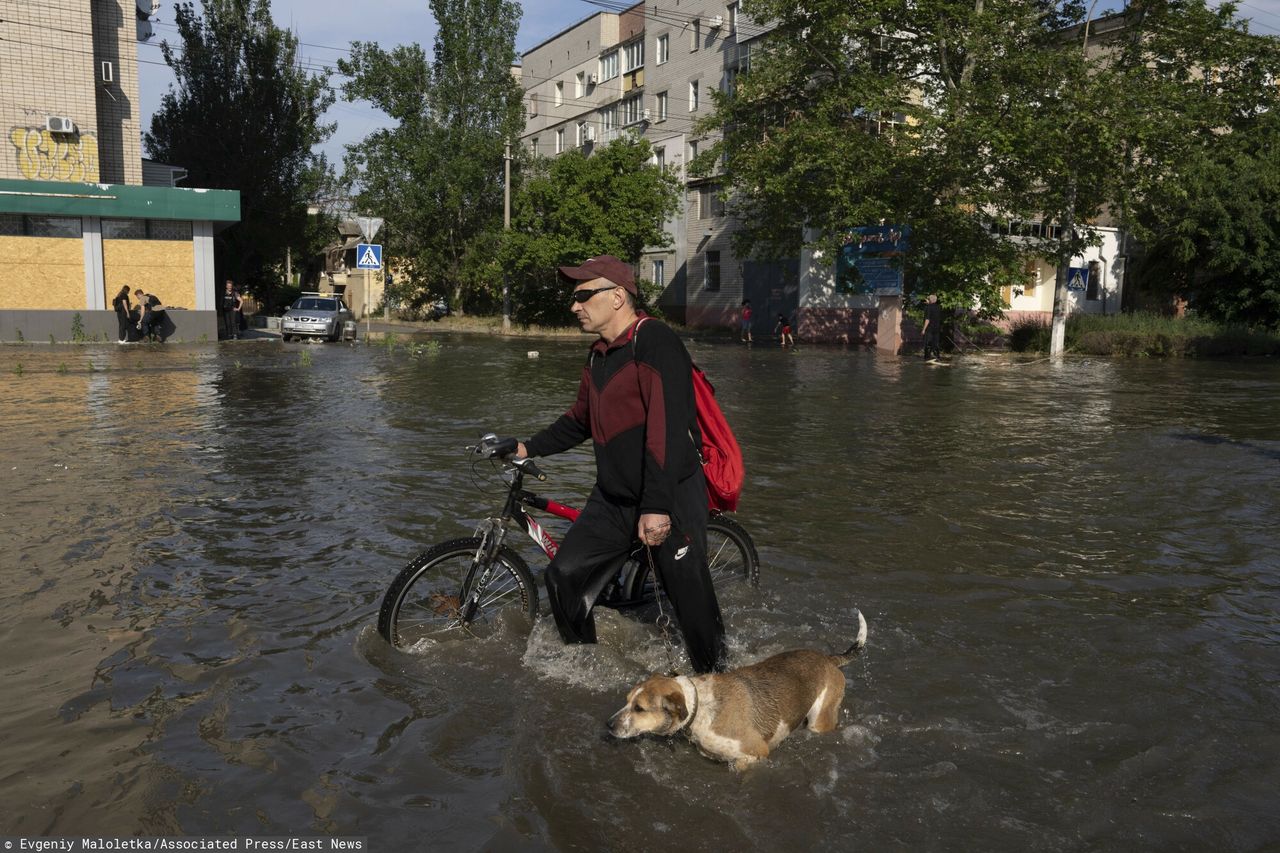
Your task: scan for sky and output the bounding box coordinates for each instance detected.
[136,0,598,168]
[137,0,1280,170]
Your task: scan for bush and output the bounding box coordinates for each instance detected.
[1016,311,1280,357]
[1008,316,1050,352]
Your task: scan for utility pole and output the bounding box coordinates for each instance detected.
[502,139,512,334]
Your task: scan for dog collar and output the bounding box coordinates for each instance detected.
[674,675,698,732]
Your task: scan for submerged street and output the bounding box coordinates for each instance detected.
[1,337,1277,849]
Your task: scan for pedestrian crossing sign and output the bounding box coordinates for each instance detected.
[356,243,383,270]
[1067,266,1088,291]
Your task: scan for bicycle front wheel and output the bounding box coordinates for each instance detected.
[624,515,760,602]
[377,537,539,649]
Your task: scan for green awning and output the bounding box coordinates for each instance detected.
[0,178,240,222]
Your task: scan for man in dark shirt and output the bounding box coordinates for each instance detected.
[221,279,243,340]
[516,255,726,673]
[922,293,942,360]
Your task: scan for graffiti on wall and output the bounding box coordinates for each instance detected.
[8,127,100,182]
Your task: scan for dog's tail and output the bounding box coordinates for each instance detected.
[833,609,869,667]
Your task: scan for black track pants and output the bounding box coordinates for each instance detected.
[544,472,727,673]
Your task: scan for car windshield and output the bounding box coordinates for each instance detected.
[294,298,338,312]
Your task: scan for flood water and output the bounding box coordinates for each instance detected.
[1,335,1278,850]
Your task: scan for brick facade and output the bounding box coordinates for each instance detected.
[1,0,141,185]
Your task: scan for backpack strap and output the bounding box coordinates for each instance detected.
[631,316,702,464]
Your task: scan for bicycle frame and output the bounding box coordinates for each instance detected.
[494,464,579,560]
[459,462,577,621]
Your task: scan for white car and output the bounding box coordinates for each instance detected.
[281,295,354,342]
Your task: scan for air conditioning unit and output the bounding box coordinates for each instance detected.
[642,108,651,121]
[710,14,724,29]
[587,73,598,86]
[584,126,596,142]
[101,61,115,83]
[45,116,76,134]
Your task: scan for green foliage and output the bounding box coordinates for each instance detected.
[501,137,680,325]
[70,313,86,342]
[56,362,68,374]
[1009,312,1280,356]
[146,0,334,309]
[13,362,23,376]
[14,329,23,343]
[339,0,524,314]
[712,0,1280,326]
[1130,110,1280,330]
[298,347,313,368]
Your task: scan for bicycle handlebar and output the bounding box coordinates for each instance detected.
[471,433,546,481]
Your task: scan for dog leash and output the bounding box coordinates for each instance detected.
[644,544,681,676]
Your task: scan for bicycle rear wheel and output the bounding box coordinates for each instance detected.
[624,514,760,602]
[378,537,539,649]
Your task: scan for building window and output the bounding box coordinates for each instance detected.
[577,121,588,146]
[531,136,539,154]
[102,218,191,240]
[556,128,564,154]
[1086,260,1101,300]
[576,71,586,97]
[692,18,701,51]
[657,34,669,64]
[102,219,147,239]
[148,220,193,240]
[601,105,616,138]
[689,139,699,162]
[600,51,619,81]
[689,80,700,112]
[1022,258,1038,298]
[621,94,643,126]
[0,214,81,237]
[653,259,666,288]
[529,93,538,116]
[728,3,739,34]
[554,81,564,106]
[700,185,725,219]
[656,91,668,121]
[654,146,666,170]
[624,40,644,73]
[704,250,721,291]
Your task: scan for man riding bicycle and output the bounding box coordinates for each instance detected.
[515,256,727,674]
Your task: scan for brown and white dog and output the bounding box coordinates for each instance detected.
[608,611,868,770]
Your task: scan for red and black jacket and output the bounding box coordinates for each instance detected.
[524,315,700,515]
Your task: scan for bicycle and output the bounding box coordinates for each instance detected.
[377,434,760,650]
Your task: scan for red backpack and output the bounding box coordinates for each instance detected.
[635,318,745,512]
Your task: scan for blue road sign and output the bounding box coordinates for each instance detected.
[1067,266,1089,291]
[356,243,383,270]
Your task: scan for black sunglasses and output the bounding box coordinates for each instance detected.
[571,285,619,303]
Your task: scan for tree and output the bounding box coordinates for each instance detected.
[339,0,524,315]
[145,0,334,306]
[1130,110,1280,329]
[501,137,681,325]
[707,0,1280,353]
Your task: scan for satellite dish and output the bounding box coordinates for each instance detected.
[136,0,160,18]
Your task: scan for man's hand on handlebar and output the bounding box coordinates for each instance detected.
[516,441,528,458]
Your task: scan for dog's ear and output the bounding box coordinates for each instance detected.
[662,687,688,725]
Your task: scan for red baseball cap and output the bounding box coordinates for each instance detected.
[558,255,637,296]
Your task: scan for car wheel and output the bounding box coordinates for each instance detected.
[281,333,292,342]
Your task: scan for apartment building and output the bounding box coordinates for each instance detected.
[520,2,798,329]
[0,0,240,342]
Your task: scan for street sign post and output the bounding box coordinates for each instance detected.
[356,243,382,270]
[355,243,382,341]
